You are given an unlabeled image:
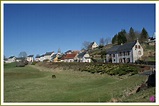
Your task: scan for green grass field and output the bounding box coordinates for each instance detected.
[4,63,155,102]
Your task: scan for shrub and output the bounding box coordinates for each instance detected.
[135,60,144,64]
[91,58,97,63]
[16,62,25,67]
[31,61,37,65]
[43,59,50,62]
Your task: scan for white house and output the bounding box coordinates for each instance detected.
[39,55,45,62]
[64,53,78,62]
[88,42,98,50]
[44,52,54,61]
[16,57,25,62]
[35,55,40,62]
[5,56,16,63]
[27,55,34,62]
[65,50,72,54]
[147,37,155,46]
[106,40,143,63]
[77,51,91,63]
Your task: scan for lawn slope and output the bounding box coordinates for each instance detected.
[4,63,154,102]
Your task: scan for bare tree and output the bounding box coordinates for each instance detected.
[57,48,61,54]
[82,41,91,50]
[18,51,27,58]
[99,38,105,46]
[134,31,141,40]
[105,37,111,45]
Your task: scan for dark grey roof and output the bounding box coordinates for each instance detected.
[16,57,25,60]
[45,52,54,56]
[106,41,137,54]
[27,55,34,57]
[118,41,136,52]
[51,54,57,60]
[40,54,45,57]
[9,56,15,59]
[88,42,96,49]
[65,50,72,54]
[35,55,40,58]
[78,52,86,58]
[106,45,121,54]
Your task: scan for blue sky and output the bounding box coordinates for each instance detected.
[4,4,155,57]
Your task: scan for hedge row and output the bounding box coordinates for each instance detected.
[81,64,138,76]
[37,62,139,76]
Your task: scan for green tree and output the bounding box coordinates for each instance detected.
[101,50,107,63]
[117,30,127,45]
[140,28,149,43]
[128,27,136,42]
[112,34,118,44]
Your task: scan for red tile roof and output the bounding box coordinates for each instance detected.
[64,53,77,59]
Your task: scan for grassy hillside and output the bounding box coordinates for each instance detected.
[3,62,155,102]
[89,43,155,62]
[141,44,155,61]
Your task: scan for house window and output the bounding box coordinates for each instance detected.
[128,51,130,55]
[114,59,115,61]
[113,54,115,57]
[138,51,141,55]
[119,52,122,56]
[135,45,137,49]
[123,58,126,63]
[138,45,140,49]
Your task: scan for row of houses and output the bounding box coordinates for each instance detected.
[35,50,91,63]
[4,55,34,63]
[5,40,145,64]
[4,50,92,63]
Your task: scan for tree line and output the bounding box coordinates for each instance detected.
[112,27,149,45]
[82,27,149,50]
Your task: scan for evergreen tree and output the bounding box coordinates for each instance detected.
[129,27,136,42]
[140,28,149,43]
[112,34,118,44]
[117,30,127,45]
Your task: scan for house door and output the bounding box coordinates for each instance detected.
[123,58,126,63]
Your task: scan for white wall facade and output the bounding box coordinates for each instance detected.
[106,41,143,63]
[27,57,34,62]
[5,57,16,63]
[35,57,40,62]
[91,42,98,49]
[44,53,54,61]
[64,59,74,62]
[39,56,45,62]
[132,42,143,63]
